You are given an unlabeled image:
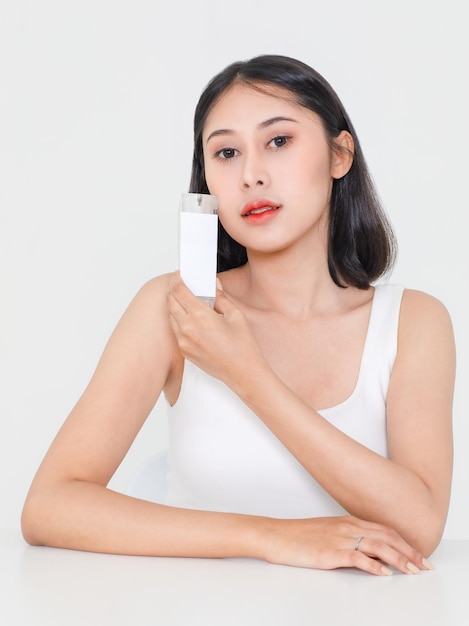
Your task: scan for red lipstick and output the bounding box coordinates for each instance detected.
[241,199,281,223]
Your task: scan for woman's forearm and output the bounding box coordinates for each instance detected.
[230,363,446,554]
[21,480,264,558]
[21,478,431,575]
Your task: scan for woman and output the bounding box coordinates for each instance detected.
[21,55,455,576]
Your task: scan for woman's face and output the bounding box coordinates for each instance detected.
[202,83,353,257]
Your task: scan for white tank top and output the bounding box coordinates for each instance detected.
[166,284,405,519]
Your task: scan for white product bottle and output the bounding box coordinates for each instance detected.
[178,193,218,307]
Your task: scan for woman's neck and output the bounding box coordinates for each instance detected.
[229,245,346,319]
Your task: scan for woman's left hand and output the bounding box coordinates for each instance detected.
[167,271,266,386]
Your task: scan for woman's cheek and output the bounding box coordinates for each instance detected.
[217,205,242,241]
[205,168,224,197]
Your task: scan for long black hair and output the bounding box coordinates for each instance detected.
[189,55,397,289]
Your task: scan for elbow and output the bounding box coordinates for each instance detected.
[420,532,445,560]
[21,502,40,546]
[415,536,441,560]
[21,493,49,547]
[407,511,447,558]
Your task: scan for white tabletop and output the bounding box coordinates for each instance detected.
[1,529,468,625]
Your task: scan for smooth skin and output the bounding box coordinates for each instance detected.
[22,85,455,577]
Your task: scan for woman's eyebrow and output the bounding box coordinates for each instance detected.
[205,116,298,144]
[205,128,234,143]
[259,116,298,129]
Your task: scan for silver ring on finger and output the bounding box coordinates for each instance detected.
[354,536,365,551]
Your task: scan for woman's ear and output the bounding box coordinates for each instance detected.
[331,131,354,179]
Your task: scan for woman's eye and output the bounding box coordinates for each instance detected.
[215,148,237,160]
[269,135,290,148]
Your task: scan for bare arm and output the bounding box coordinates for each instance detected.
[21,275,442,575]
[21,275,277,564]
[168,277,455,556]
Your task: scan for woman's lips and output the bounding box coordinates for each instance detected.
[241,199,281,219]
[242,205,281,224]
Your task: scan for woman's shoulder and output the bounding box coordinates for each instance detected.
[376,284,448,311]
[120,273,173,321]
[400,287,452,319]
[399,287,455,351]
[134,273,172,301]
[109,273,183,396]
[112,273,175,348]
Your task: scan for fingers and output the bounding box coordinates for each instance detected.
[167,271,227,364]
[347,549,394,577]
[167,271,216,335]
[352,517,433,572]
[168,271,226,315]
[350,536,420,576]
[269,516,435,577]
[167,271,198,314]
[341,517,434,576]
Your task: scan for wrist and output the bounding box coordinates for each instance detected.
[230,358,279,406]
[227,513,274,562]
[245,516,281,563]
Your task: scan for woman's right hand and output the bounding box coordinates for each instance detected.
[259,515,434,576]
[167,271,266,388]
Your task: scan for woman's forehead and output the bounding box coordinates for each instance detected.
[203,82,319,137]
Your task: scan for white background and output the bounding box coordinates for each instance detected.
[1,0,467,539]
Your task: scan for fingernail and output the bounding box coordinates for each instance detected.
[216,278,224,291]
[381,566,393,576]
[422,558,436,571]
[407,562,420,575]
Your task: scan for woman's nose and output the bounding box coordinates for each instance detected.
[240,150,270,189]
